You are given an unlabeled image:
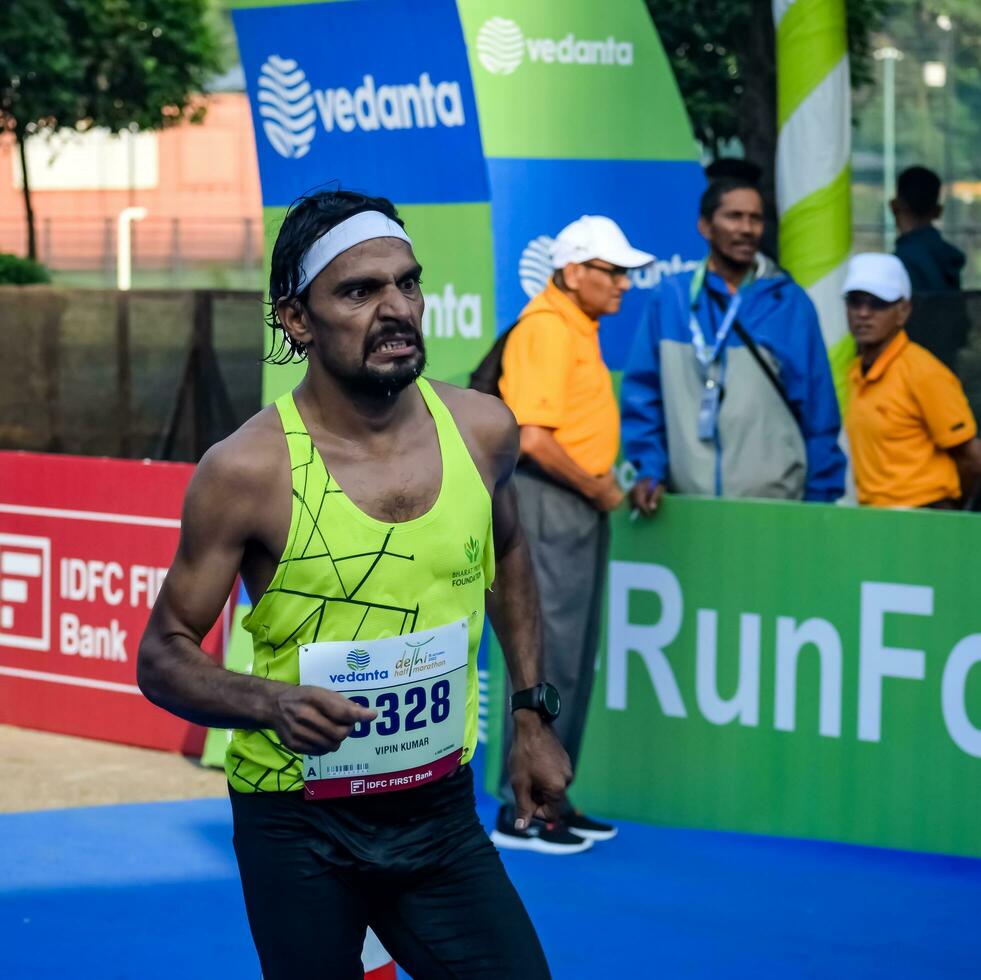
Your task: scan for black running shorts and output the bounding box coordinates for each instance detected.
[229,765,550,979]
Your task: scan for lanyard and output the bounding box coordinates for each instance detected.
[687,260,745,370]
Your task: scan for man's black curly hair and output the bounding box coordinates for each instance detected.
[264,189,405,363]
[699,177,762,221]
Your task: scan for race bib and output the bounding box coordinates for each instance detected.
[298,618,469,800]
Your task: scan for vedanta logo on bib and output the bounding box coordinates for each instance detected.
[476,18,634,75]
[259,54,466,159]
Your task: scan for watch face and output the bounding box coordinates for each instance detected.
[541,684,561,718]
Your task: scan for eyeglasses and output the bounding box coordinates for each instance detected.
[845,293,899,312]
[581,261,631,281]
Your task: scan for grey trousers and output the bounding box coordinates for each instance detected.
[497,469,610,806]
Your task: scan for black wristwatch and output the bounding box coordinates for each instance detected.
[510,682,561,722]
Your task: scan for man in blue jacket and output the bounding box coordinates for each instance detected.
[623,177,846,512]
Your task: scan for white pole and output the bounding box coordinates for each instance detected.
[874,47,902,250]
[116,206,147,291]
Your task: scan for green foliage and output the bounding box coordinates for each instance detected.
[847,0,893,89]
[0,0,223,258]
[646,1,750,153]
[0,253,51,284]
[648,0,891,151]
[0,0,224,137]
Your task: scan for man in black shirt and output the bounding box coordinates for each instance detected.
[892,166,965,293]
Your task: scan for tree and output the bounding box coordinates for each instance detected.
[0,0,222,260]
[647,0,891,256]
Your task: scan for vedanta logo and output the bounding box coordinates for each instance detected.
[259,56,316,159]
[519,236,554,298]
[258,55,466,159]
[475,18,524,75]
[475,18,634,75]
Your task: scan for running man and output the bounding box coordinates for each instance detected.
[137,190,570,979]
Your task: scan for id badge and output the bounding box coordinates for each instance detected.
[697,379,721,441]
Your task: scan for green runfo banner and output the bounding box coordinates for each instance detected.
[485,498,981,858]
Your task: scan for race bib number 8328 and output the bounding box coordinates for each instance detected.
[298,618,469,799]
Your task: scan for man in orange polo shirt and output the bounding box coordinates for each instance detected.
[492,215,653,854]
[843,252,981,508]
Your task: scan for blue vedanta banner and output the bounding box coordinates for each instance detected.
[233,0,488,206]
[486,157,705,368]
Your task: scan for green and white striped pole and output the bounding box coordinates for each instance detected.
[774,0,853,405]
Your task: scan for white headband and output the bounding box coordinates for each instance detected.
[295,210,413,293]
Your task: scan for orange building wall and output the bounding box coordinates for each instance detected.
[0,93,263,268]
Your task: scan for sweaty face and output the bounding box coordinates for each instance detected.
[700,188,764,268]
[302,238,426,395]
[845,291,909,351]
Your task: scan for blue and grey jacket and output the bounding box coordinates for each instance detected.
[621,258,846,502]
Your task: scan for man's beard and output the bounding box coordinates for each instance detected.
[318,327,427,399]
[720,239,759,269]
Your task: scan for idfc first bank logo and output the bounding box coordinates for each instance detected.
[258,53,467,161]
[476,17,634,75]
[0,534,51,651]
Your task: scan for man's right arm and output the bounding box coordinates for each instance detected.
[621,294,668,514]
[519,426,623,511]
[794,291,846,502]
[137,439,375,755]
[503,312,622,510]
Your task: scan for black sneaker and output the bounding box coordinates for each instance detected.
[564,810,618,842]
[490,806,593,855]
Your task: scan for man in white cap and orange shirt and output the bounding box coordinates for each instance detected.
[492,215,653,854]
[843,252,981,508]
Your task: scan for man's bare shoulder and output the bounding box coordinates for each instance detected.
[191,404,288,499]
[429,380,517,449]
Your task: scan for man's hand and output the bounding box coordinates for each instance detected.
[949,437,981,508]
[508,711,573,829]
[591,471,625,512]
[629,477,665,517]
[271,685,378,756]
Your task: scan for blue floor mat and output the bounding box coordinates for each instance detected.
[3,772,980,979]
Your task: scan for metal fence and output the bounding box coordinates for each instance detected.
[1,216,977,290]
[0,217,264,284]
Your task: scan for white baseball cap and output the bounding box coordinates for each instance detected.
[550,215,654,271]
[842,252,912,302]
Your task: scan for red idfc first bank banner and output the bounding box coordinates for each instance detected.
[0,451,228,753]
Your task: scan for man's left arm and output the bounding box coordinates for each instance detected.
[794,294,847,502]
[913,360,980,506]
[478,401,572,830]
[949,438,981,506]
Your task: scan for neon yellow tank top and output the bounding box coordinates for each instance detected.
[226,378,494,793]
